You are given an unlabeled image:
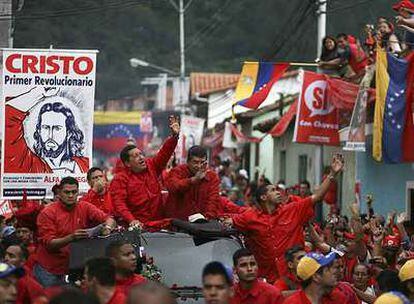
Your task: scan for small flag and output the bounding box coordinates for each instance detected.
[234,62,289,110]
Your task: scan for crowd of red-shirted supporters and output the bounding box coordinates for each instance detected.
[2,2,414,304]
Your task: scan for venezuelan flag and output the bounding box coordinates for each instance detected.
[373,49,411,163]
[93,111,144,154]
[234,61,289,109]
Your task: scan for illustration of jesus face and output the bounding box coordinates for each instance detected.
[39,111,67,158]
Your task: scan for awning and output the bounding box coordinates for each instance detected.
[268,99,298,137]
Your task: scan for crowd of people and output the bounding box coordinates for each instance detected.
[317,0,414,84]
[2,1,414,303]
[0,112,412,304]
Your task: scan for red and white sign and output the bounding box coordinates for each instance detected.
[293,71,339,145]
[0,201,13,218]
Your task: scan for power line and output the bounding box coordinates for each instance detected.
[0,0,148,20]
[184,0,234,51]
[265,1,314,59]
[329,0,373,13]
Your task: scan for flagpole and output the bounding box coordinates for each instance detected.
[243,61,318,67]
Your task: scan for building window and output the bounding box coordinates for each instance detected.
[298,154,308,182]
[280,150,286,181]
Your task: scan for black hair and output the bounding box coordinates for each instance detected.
[51,184,60,195]
[120,145,137,164]
[7,244,30,261]
[105,240,132,258]
[232,248,254,266]
[255,185,269,204]
[60,176,79,188]
[85,257,116,286]
[285,245,305,262]
[321,36,338,60]
[202,261,232,286]
[87,167,103,182]
[187,145,207,162]
[300,180,311,188]
[377,270,402,293]
[337,33,348,40]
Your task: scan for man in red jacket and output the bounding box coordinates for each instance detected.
[3,244,45,304]
[34,176,116,287]
[164,145,221,220]
[222,155,344,283]
[106,240,146,296]
[84,257,126,304]
[110,116,180,227]
[231,248,283,304]
[81,167,113,215]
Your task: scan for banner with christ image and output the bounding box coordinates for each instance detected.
[1,48,97,199]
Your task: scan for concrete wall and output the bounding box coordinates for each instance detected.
[356,139,413,216]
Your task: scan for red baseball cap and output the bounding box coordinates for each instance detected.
[393,0,414,12]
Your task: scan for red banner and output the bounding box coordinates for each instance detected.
[293,71,339,146]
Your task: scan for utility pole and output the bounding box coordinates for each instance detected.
[315,0,327,221]
[179,0,186,114]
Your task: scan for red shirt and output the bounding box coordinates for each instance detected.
[282,288,348,304]
[164,164,221,220]
[4,105,89,173]
[336,282,360,304]
[16,274,45,304]
[110,136,178,224]
[81,187,113,215]
[115,274,146,295]
[219,196,248,215]
[36,201,109,274]
[273,273,301,293]
[230,197,314,283]
[107,288,127,304]
[231,279,284,304]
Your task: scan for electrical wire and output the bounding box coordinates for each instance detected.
[184,0,234,51]
[265,1,314,59]
[329,0,373,13]
[0,0,148,20]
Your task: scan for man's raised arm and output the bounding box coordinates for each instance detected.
[311,154,345,204]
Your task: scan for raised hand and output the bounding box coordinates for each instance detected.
[330,153,345,175]
[169,115,180,136]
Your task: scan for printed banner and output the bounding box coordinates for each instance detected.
[293,71,339,145]
[0,201,13,218]
[343,88,368,151]
[176,115,205,163]
[140,111,153,133]
[1,48,97,199]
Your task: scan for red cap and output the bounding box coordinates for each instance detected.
[382,235,401,248]
[393,0,414,12]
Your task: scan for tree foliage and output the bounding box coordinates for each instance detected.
[13,0,393,101]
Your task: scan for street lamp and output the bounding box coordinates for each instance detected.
[129,58,178,75]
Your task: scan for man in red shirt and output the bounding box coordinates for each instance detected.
[106,240,146,295]
[202,261,233,304]
[84,257,126,304]
[3,244,45,304]
[283,252,345,304]
[81,167,113,215]
[0,262,25,304]
[222,155,344,283]
[110,116,180,227]
[273,245,305,297]
[164,145,221,220]
[34,176,116,287]
[231,248,283,304]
